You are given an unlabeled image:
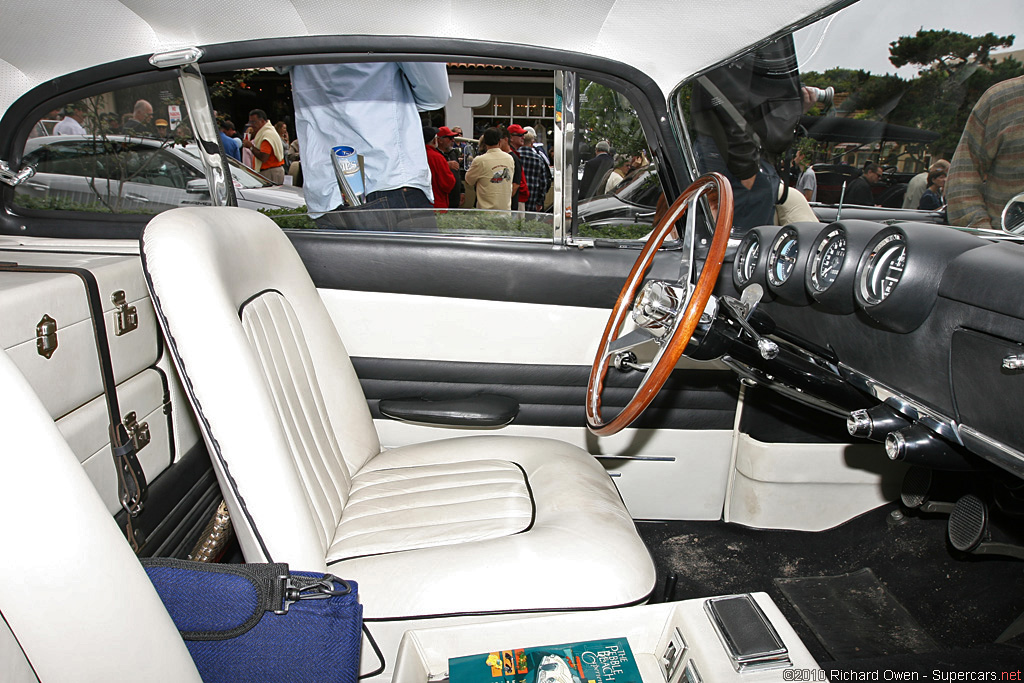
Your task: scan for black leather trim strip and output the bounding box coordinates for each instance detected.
[359,590,655,624]
[352,357,738,431]
[291,232,687,309]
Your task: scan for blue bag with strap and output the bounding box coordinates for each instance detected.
[143,558,362,683]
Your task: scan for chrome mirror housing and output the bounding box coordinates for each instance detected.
[1002,192,1024,234]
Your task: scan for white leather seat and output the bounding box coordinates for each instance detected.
[0,350,203,683]
[142,207,656,671]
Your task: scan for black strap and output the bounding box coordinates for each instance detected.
[0,262,149,547]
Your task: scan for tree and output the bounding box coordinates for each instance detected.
[889,30,1015,77]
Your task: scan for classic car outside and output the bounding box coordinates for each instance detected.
[1,0,1023,680]
[19,134,305,213]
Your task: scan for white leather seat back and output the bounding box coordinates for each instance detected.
[144,207,380,569]
[0,350,202,683]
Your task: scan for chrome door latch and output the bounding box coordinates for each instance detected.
[123,411,151,452]
[111,290,138,335]
[1003,354,1024,371]
[0,159,35,187]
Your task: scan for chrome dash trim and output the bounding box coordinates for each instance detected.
[958,426,1024,479]
[838,363,962,445]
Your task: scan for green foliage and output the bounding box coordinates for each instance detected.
[259,206,316,229]
[889,30,1015,76]
[436,210,552,238]
[578,80,649,157]
[13,191,154,215]
[577,222,650,240]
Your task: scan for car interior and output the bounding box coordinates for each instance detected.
[1,0,1023,680]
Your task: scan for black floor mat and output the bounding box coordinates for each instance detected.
[775,568,938,660]
[638,504,1024,666]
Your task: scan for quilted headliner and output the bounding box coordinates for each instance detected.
[0,0,846,120]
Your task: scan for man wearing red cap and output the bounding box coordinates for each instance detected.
[505,124,530,211]
[424,126,456,209]
[436,126,464,208]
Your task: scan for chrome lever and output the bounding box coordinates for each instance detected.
[721,285,779,360]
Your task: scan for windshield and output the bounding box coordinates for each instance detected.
[676,0,1024,233]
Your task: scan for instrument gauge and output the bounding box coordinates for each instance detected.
[859,233,907,305]
[766,228,799,287]
[734,232,760,288]
[810,228,847,292]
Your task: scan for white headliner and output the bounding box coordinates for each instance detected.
[1,0,843,122]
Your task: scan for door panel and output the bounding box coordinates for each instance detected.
[293,230,740,520]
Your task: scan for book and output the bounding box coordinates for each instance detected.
[448,637,642,683]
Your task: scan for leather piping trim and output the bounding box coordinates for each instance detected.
[326,461,536,563]
[0,608,41,681]
[140,239,275,563]
[237,287,284,317]
[359,590,656,623]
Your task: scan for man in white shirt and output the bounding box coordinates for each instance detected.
[53,103,87,135]
[288,62,451,230]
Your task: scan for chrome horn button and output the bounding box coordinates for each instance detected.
[632,281,686,335]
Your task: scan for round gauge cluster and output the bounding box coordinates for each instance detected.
[730,221,986,333]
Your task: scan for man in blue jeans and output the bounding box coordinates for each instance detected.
[286,62,451,231]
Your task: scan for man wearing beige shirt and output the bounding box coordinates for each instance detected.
[465,127,514,210]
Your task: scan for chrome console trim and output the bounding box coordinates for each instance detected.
[958,426,1024,479]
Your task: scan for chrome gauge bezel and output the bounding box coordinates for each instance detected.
[766,227,799,288]
[734,231,760,289]
[809,226,847,293]
[857,232,907,306]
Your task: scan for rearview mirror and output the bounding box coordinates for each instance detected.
[1002,192,1024,234]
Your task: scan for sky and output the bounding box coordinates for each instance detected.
[795,0,1024,78]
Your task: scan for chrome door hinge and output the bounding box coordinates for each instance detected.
[0,160,35,187]
[36,314,58,359]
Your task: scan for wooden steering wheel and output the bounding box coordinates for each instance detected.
[586,172,733,435]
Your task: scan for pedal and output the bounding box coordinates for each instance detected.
[948,494,1024,560]
[901,467,955,514]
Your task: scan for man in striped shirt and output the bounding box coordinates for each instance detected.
[946,76,1024,229]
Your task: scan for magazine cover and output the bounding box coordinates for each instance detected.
[448,637,642,683]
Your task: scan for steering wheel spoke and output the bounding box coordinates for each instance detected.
[586,173,733,435]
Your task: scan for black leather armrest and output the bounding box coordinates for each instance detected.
[377,394,519,427]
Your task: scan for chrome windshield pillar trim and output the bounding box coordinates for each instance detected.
[838,363,962,445]
[554,69,576,245]
[175,62,236,207]
[958,426,1024,479]
[149,47,204,69]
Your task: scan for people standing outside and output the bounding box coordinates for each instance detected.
[218,120,242,162]
[603,154,633,195]
[437,126,464,208]
[946,75,1024,229]
[465,127,514,210]
[525,126,551,164]
[154,119,170,139]
[424,126,456,209]
[795,150,817,202]
[917,167,947,211]
[903,159,949,209]
[503,125,530,211]
[287,62,451,230]
[123,99,154,136]
[242,109,286,184]
[579,140,613,199]
[845,161,881,206]
[519,130,552,212]
[53,102,87,135]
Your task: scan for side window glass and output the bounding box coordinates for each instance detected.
[16,77,203,215]
[575,79,658,240]
[210,61,557,237]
